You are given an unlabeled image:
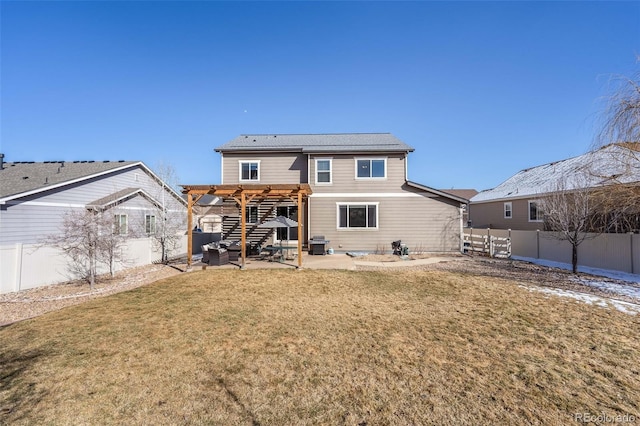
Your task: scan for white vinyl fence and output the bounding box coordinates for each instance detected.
[464,228,639,275]
[0,236,188,294]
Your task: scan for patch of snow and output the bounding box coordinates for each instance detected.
[569,276,640,299]
[523,286,640,315]
[512,256,640,284]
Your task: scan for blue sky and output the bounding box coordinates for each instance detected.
[2,1,639,191]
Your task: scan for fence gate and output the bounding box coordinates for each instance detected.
[463,233,511,259]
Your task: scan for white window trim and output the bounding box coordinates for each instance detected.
[238,160,261,182]
[504,202,512,219]
[528,200,543,222]
[336,202,379,230]
[315,158,333,185]
[354,157,387,180]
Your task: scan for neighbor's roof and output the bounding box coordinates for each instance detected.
[215,133,414,153]
[471,143,640,203]
[439,189,478,201]
[0,160,139,200]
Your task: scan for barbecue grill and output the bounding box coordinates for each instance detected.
[308,235,330,255]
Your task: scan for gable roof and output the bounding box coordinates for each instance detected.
[215,133,414,153]
[471,143,640,203]
[86,187,162,211]
[0,159,187,206]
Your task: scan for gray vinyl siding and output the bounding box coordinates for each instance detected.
[222,153,308,185]
[309,154,406,193]
[0,165,186,245]
[469,198,544,231]
[308,194,461,253]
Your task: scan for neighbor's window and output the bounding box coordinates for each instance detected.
[114,214,128,235]
[528,201,543,222]
[145,214,156,235]
[316,159,332,184]
[337,203,378,229]
[239,161,260,181]
[504,202,512,219]
[356,158,386,178]
[245,206,258,223]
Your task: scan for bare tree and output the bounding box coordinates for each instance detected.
[148,161,186,264]
[593,63,640,233]
[596,63,640,148]
[46,209,128,289]
[540,174,601,274]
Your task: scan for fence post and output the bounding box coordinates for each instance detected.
[631,232,635,275]
[489,236,495,258]
[536,229,540,259]
[14,243,23,292]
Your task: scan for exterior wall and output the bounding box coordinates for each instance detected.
[309,153,407,193]
[221,153,308,184]
[308,193,461,253]
[469,198,544,231]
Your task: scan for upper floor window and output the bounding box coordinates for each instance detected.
[528,201,544,222]
[356,158,386,179]
[316,159,332,184]
[337,203,378,229]
[239,161,260,182]
[114,214,128,235]
[504,202,512,219]
[145,214,156,235]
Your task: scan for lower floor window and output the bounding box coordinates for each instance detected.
[529,201,543,222]
[114,214,128,235]
[145,214,156,234]
[338,203,378,229]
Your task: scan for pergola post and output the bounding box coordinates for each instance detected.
[240,191,247,269]
[297,191,303,269]
[187,192,193,269]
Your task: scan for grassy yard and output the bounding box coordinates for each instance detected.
[1,269,639,425]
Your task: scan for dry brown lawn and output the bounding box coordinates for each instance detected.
[1,268,639,425]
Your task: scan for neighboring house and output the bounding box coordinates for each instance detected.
[0,156,187,293]
[468,143,640,231]
[440,189,478,226]
[212,133,467,253]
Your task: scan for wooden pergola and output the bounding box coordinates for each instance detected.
[182,184,312,269]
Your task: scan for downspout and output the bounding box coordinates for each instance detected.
[220,154,224,184]
[459,204,464,253]
[404,153,408,181]
[307,154,311,243]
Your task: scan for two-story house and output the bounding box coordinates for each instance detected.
[191,133,465,259]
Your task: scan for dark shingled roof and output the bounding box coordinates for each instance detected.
[215,133,414,153]
[0,160,139,200]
